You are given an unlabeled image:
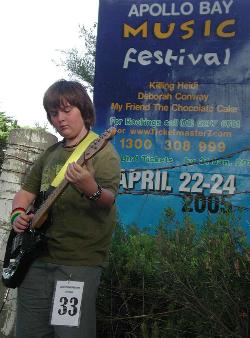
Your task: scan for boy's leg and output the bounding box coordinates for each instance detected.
[16,261,55,338]
[54,265,102,338]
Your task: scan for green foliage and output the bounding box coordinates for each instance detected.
[97,210,250,338]
[56,23,97,91]
[0,111,19,141]
[0,112,19,170]
[31,122,49,132]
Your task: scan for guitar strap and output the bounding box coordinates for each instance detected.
[51,130,99,188]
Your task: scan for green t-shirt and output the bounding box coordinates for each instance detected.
[22,140,121,266]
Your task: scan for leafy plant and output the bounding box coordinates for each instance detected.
[56,23,97,91]
[97,208,250,338]
[0,112,19,170]
[0,112,18,141]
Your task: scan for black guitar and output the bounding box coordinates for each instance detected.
[2,127,117,289]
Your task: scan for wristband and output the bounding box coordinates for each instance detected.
[10,207,26,225]
[87,184,102,201]
[11,207,26,214]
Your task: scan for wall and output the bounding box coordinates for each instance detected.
[0,128,57,338]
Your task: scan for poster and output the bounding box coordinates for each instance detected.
[94,0,250,238]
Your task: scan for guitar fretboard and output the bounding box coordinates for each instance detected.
[31,127,116,229]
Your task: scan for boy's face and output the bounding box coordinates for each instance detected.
[49,101,86,139]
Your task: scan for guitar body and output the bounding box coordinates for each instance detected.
[2,228,48,288]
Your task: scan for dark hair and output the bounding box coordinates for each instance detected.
[43,79,95,129]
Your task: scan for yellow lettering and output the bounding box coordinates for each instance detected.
[154,22,175,39]
[123,19,236,40]
[123,21,148,38]
[216,19,236,38]
[204,20,211,37]
[180,20,194,40]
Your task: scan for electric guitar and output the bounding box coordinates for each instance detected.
[2,127,117,289]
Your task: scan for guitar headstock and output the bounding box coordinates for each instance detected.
[84,127,117,161]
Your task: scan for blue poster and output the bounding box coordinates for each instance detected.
[94,0,250,238]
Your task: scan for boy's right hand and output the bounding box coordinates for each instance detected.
[12,213,34,233]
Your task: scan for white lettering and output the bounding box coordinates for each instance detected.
[128,4,139,17]
[128,2,194,17]
[200,0,234,15]
[123,48,231,69]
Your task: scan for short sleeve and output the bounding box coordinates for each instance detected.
[92,142,121,195]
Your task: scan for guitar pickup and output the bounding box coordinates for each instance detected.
[11,234,23,256]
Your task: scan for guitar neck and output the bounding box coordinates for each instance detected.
[30,127,116,229]
[31,178,69,229]
[32,155,88,228]
[31,155,91,229]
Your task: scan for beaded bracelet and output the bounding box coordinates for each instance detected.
[10,207,26,225]
[87,184,102,201]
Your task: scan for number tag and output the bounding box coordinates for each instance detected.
[50,280,84,327]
